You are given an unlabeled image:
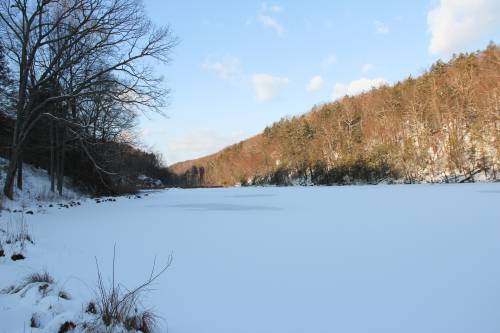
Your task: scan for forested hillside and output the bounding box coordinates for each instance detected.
[171,44,500,186]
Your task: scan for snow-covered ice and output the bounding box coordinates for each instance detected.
[1,183,500,332]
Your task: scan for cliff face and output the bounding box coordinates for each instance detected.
[171,45,500,186]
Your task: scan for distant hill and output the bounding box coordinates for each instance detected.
[170,44,500,186]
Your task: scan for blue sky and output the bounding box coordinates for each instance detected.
[138,0,500,165]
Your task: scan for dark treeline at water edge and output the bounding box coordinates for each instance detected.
[0,113,178,195]
[171,44,500,187]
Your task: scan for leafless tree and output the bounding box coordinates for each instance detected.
[0,0,178,198]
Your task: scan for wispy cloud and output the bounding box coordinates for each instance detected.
[202,56,291,102]
[375,20,389,34]
[261,2,283,13]
[202,56,243,81]
[306,75,325,92]
[257,15,285,36]
[252,73,289,102]
[166,129,246,164]
[332,77,387,100]
[249,3,285,36]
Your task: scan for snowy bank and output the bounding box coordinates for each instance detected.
[0,157,84,212]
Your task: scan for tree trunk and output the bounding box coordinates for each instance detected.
[4,115,22,199]
[50,120,56,192]
[16,152,23,190]
[55,121,61,193]
[5,33,29,199]
[57,126,65,196]
[3,147,20,199]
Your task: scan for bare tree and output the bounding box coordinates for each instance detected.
[0,0,178,198]
[0,40,15,117]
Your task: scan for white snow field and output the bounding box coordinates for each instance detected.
[1,183,500,333]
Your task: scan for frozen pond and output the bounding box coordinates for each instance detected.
[1,183,500,332]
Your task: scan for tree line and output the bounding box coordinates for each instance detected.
[171,44,500,186]
[0,0,179,198]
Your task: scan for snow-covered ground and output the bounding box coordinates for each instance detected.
[0,158,83,211]
[1,183,500,332]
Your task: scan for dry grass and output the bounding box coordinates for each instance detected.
[2,271,55,295]
[85,246,171,333]
[27,271,55,284]
[4,212,33,250]
[30,313,41,328]
[86,302,98,314]
[58,321,76,333]
[124,310,158,333]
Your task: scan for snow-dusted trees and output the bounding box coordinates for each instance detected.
[171,44,500,186]
[0,0,178,198]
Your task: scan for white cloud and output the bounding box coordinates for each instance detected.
[322,54,337,68]
[261,3,283,13]
[254,3,285,36]
[362,63,376,74]
[252,73,289,102]
[257,14,285,36]
[166,129,245,164]
[332,77,387,100]
[202,56,242,80]
[306,75,325,92]
[428,0,500,56]
[375,20,389,34]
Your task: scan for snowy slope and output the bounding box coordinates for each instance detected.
[1,184,500,332]
[0,158,83,211]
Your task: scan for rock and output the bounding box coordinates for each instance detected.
[11,253,25,261]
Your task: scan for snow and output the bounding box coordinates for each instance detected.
[1,183,500,332]
[0,157,83,211]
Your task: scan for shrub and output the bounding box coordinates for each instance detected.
[86,246,172,332]
[58,321,76,333]
[124,310,157,333]
[86,302,97,314]
[2,271,55,294]
[30,313,41,328]
[27,271,55,284]
[4,212,33,250]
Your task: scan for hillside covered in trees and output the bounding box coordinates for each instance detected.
[171,44,500,186]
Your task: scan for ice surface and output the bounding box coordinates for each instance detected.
[1,183,500,332]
